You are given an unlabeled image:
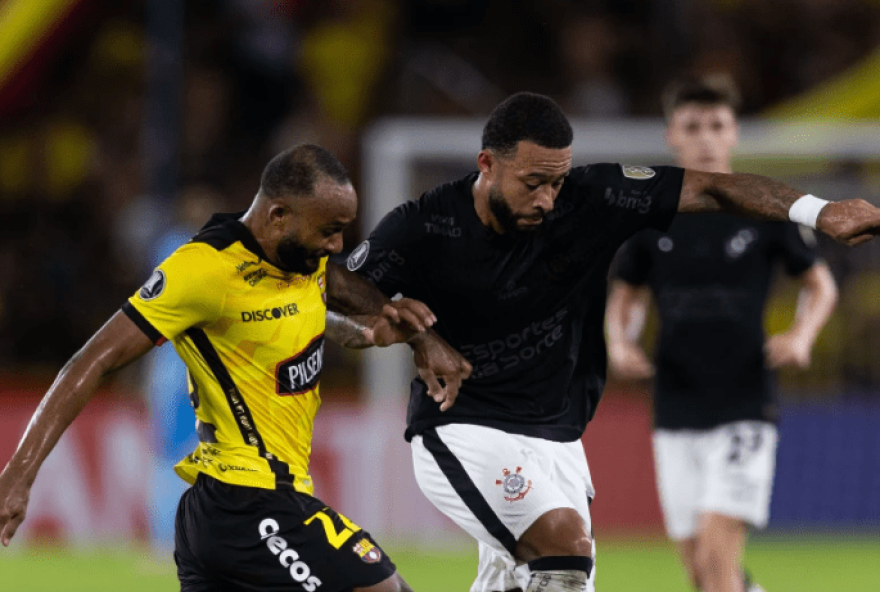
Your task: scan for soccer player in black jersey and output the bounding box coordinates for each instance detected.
[605,78,838,592]
[0,144,470,592]
[347,92,877,592]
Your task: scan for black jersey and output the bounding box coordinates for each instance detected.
[350,163,683,442]
[614,213,817,430]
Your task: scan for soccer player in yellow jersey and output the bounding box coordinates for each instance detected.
[0,144,471,592]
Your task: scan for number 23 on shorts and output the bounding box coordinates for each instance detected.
[305,507,362,549]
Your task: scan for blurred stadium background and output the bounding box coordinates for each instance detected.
[1,0,879,590]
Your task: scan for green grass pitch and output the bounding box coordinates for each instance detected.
[0,534,877,591]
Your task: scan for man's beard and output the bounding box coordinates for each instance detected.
[488,185,542,239]
[276,237,320,275]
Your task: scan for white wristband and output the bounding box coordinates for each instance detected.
[788,194,829,229]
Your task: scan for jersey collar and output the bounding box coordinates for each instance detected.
[199,211,272,263]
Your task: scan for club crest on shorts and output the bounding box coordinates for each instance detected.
[139,269,166,301]
[621,165,656,180]
[352,538,382,563]
[495,466,532,502]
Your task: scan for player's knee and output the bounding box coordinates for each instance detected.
[516,509,592,561]
[525,556,593,592]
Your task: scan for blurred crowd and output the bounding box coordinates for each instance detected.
[1,0,880,395]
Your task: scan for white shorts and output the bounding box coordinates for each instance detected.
[653,420,779,540]
[411,424,596,592]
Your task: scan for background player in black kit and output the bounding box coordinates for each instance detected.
[605,78,838,592]
[347,92,878,592]
[0,144,470,592]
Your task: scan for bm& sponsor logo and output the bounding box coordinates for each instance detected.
[604,187,652,214]
[242,303,300,322]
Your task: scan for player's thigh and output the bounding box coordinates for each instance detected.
[653,429,704,540]
[411,424,580,554]
[546,437,595,531]
[702,420,778,528]
[175,474,396,592]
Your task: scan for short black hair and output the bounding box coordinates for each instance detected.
[259,144,350,199]
[482,92,573,158]
[662,74,742,119]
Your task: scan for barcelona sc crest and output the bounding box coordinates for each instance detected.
[353,538,383,563]
[495,466,533,502]
[317,273,327,304]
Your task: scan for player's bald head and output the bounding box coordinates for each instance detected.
[258,144,350,202]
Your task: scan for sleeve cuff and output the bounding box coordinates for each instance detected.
[121,301,168,345]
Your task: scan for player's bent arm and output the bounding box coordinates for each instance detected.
[325,260,389,317]
[605,280,654,380]
[765,262,837,369]
[0,312,154,546]
[678,170,880,246]
[790,262,838,348]
[325,261,438,336]
[324,260,471,407]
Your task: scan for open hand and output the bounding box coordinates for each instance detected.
[411,333,473,411]
[365,298,437,347]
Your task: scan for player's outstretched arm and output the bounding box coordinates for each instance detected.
[0,312,154,547]
[765,262,838,369]
[679,169,880,246]
[605,280,655,380]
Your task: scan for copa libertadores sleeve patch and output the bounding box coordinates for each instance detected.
[621,165,656,180]
[139,269,167,300]
[346,240,370,271]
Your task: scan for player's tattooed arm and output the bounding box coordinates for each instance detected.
[679,169,802,218]
[324,261,471,408]
[0,312,154,547]
[325,309,418,349]
[326,312,373,348]
[325,261,388,317]
[325,261,436,334]
[679,169,880,246]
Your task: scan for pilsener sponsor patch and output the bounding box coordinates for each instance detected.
[276,336,324,395]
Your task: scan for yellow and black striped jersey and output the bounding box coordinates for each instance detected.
[122,213,328,494]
